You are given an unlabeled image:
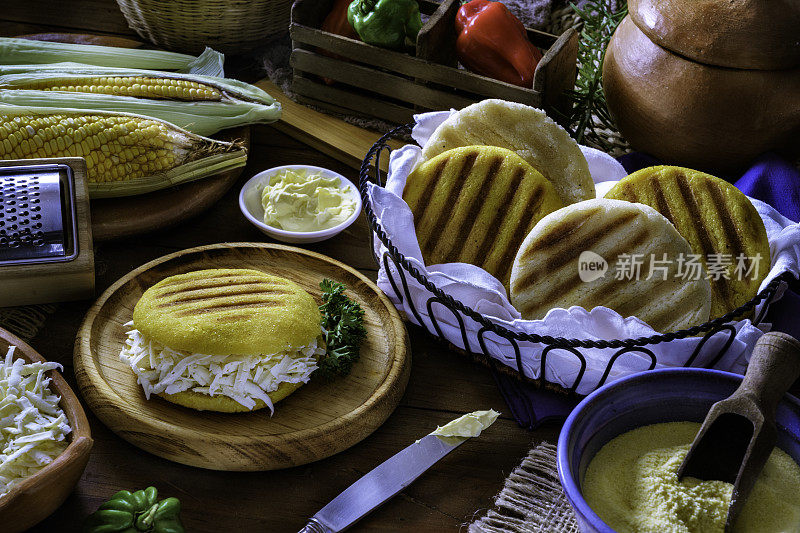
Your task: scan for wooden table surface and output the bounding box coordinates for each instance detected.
[1,3,560,532]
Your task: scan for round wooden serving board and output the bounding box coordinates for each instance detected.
[73,243,410,471]
[19,33,250,242]
[89,127,248,241]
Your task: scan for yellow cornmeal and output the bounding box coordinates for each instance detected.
[582,422,800,533]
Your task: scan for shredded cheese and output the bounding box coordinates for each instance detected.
[0,346,71,497]
[119,322,322,413]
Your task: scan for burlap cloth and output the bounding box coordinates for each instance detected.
[468,443,579,532]
[0,304,57,342]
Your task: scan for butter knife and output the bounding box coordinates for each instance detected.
[298,434,466,532]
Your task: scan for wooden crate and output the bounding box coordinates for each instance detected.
[290,0,578,125]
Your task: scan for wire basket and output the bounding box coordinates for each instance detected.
[359,124,797,396]
[116,0,292,55]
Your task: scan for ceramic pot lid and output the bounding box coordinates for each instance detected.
[629,0,800,70]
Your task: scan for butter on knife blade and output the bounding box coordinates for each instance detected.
[299,409,500,533]
[423,409,501,446]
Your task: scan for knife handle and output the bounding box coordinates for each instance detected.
[298,518,329,533]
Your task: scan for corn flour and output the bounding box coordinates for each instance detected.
[582,422,800,533]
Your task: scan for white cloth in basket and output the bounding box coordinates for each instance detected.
[368,110,800,395]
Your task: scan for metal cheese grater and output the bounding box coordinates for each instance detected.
[0,164,79,265]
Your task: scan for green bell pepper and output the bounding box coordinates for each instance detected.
[347,0,423,50]
[84,486,185,533]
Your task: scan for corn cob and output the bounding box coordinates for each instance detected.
[0,38,224,76]
[0,106,247,198]
[0,65,280,136]
[17,76,223,101]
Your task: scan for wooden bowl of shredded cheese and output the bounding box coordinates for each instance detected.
[0,328,93,533]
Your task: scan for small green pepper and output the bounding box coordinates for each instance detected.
[84,486,185,533]
[347,0,423,51]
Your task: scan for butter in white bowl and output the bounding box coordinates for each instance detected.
[261,168,356,232]
[239,165,362,244]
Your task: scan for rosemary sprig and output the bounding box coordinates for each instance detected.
[560,0,627,151]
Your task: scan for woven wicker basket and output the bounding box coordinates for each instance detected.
[116,0,292,55]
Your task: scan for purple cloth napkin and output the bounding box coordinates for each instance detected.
[496,152,800,429]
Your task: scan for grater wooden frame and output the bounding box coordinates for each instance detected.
[0,158,94,307]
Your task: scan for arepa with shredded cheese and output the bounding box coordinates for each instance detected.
[120,269,324,413]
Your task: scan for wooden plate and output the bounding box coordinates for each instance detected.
[74,243,410,471]
[89,127,249,241]
[18,33,250,242]
[0,328,93,533]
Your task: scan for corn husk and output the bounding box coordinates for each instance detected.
[0,38,224,76]
[0,105,248,198]
[89,150,248,198]
[0,64,280,136]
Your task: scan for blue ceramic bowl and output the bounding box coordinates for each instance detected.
[557,368,800,533]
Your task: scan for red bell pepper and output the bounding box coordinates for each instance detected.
[455,0,543,87]
[320,0,361,85]
[322,0,360,40]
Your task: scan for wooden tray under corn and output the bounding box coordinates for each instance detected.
[290,0,578,125]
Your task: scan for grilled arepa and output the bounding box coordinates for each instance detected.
[510,199,712,332]
[404,145,563,289]
[605,166,770,318]
[120,268,324,413]
[420,99,595,205]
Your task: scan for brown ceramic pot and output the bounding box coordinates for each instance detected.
[603,2,800,173]
[630,0,800,70]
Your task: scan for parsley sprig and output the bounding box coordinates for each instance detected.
[317,279,367,378]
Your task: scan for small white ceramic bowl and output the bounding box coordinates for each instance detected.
[239,165,362,244]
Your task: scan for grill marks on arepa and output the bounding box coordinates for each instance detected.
[605,166,770,318]
[471,167,526,267]
[419,99,595,204]
[132,268,322,359]
[149,273,292,318]
[419,152,480,256]
[512,209,643,299]
[403,145,563,288]
[512,208,646,313]
[509,199,712,333]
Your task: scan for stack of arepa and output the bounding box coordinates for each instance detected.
[401,99,772,333]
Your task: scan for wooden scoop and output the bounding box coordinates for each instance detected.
[677,331,800,531]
